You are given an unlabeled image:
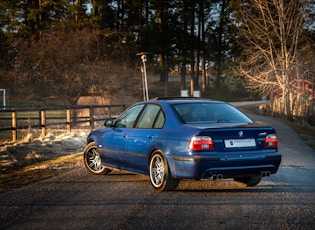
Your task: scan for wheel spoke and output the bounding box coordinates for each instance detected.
[152,169,160,184]
[89,161,95,168]
[155,157,161,167]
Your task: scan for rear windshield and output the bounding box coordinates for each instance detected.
[172,102,253,124]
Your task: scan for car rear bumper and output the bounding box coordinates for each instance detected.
[170,153,282,180]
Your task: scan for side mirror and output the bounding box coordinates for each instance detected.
[104,119,114,127]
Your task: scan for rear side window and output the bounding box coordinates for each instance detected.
[153,111,165,128]
[172,102,253,124]
[136,104,165,129]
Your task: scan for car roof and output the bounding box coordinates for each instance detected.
[148,97,225,105]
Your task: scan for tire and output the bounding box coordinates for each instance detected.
[83,142,111,175]
[149,150,179,191]
[234,175,262,186]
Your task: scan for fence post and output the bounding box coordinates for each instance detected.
[41,109,46,137]
[312,82,314,100]
[89,106,94,131]
[12,109,17,142]
[66,108,71,133]
[108,105,112,119]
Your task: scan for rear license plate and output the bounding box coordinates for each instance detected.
[224,139,256,148]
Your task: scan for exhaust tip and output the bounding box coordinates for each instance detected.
[261,171,271,177]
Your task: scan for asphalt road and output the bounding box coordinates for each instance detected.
[0,111,314,230]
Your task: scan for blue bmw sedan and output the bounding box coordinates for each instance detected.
[83,98,281,191]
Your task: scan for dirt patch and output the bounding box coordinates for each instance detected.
[0,153,82,194]
[0,132,87,194]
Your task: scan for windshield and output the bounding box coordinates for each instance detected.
[172,102,253,124]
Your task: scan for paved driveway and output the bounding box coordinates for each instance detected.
[0,104,314,229]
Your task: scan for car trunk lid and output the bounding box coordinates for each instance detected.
[197,123,276,152]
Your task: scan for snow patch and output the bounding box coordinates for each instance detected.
[0,132,88,173]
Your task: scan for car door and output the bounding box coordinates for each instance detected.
[126,104,165,173]
[100,104,145,168]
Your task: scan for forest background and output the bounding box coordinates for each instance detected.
[0,0,314,123]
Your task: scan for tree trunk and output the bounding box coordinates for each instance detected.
[215,0,226,88]
[181,63,187,90]
[190,5,195,96]
[282,77,292,120]
[200,0,206,92]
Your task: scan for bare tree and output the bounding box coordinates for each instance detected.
[235,0,309,120]
[13,28,141,105]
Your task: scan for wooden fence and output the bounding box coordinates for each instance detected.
[0,104,126,142]
[269,79,315,123]
[270,79,315,101]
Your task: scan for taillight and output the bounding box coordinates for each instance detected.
[189,136,215,150]
[264,134,278,148]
